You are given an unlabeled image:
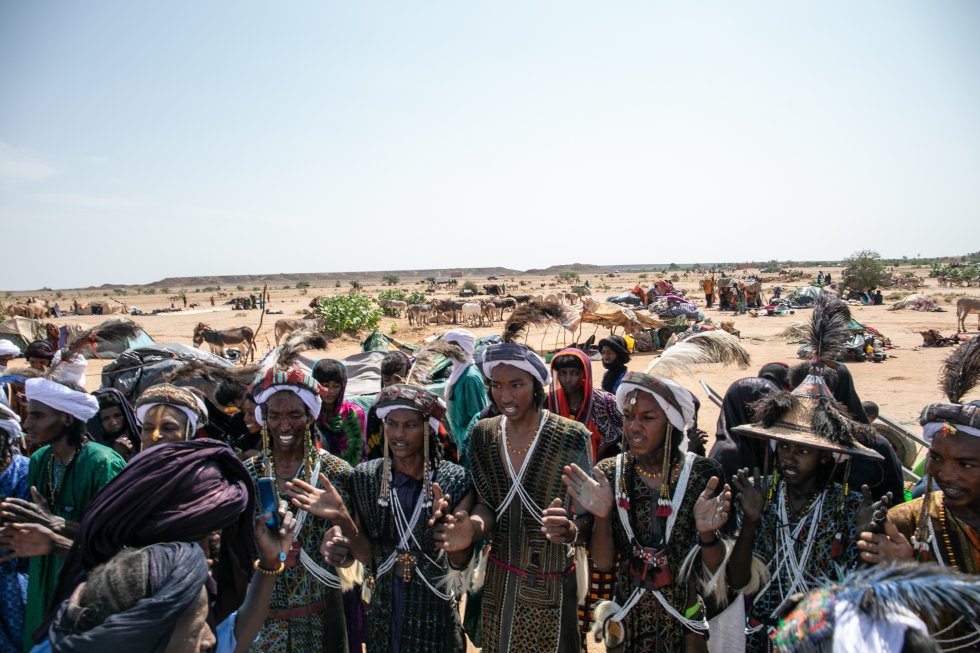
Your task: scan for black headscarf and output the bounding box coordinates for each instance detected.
[831,364,869,423]
[47,542,208,653]
[87,388,141,455]
[708,377,779,481]
[758,362,790,390]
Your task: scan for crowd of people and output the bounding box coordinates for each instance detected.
[0,292,977,653]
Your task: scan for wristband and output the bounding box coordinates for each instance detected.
[698,532,721,548]
[253,558,285,575]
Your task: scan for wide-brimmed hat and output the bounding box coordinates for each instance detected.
[732,374,883,461]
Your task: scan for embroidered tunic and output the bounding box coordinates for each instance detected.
[741,479,863,652]
[245,449,353,653]
[598,454,721,653]
[469,411,592,653]
[351,458,472,652]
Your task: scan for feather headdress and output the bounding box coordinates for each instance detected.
[938,335,980,404]
[772,563,980,652]
[405,339,466,386]
[796,293,852,366]
[258,329,329,377]
[502,301,570,344]
[165,360,260,407]
[645,330,750,379]
[58,318,144,362]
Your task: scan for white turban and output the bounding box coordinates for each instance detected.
[136,399,207,436]
[615,372,695,435]
[832,599,927,653]
[481,343,551,387]
[0,404,21,444]
[444,329,476,387]
[376,404,441,433]
[253,384,322,422]
[0,340,20,357]
[25,377,99,422]
[49,350,89,389]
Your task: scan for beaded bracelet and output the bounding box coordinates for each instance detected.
[565,520,579,545]
[253,558,286,576]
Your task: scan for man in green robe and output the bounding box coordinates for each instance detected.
[442,329,488,469]
[0,377,124,651]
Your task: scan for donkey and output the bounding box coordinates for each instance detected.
[956,297,980,332]
[192,323,255,362]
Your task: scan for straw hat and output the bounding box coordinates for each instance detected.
[732,374,882,461]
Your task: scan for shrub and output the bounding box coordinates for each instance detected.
[841,250,891,291]
[382,275,399,285]
[406,291,426,305]
[314,293,382,337]
[297,281,310,289]
[462,280,478,292]
[377,289,407,302]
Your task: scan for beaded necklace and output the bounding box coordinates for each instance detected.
[46,445,82,507]
[938,496,958,569]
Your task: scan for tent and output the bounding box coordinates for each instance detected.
[0,316,45,351]
[70,322,155,360]
[101,343,235,403]
[580,298,666,331]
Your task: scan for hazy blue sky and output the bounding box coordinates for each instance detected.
[2,1,978,289]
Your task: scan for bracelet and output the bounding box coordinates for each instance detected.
[253,558,285,576]
[566,519,579,545]
[698,532,721,548]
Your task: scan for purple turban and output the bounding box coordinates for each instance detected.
[38,439,254,643]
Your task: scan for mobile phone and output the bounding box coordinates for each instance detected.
[257,477,282,529]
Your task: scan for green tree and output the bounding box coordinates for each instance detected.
[296,281,310,289]
[314,294,382,336]
[405,291,426,305]
[462,280,478,292]
[558,271,579,282]
[381,274,399,285]
[841,250,890,290]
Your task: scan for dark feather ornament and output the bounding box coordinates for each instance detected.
[502,301,569,344]
[60,318,144,361]
[406,339,467,386]
[259,329,329,377]
[750,392,799,428]
[797,293,852,365]
[938,335,980,404]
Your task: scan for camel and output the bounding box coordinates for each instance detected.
[192,323,255,362]
[274,317,322,345]
[956,297,980,332]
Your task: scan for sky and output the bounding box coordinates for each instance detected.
[1,1,978,290]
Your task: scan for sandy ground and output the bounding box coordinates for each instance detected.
[33,265,975,436]
[12,265,979,652]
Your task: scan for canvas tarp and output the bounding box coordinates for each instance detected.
[101,343,234,403]
[0,316,45,351]
[580,298,666,330]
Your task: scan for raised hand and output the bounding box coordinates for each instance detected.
[0,523,58,562]
[561,464,613,519]
[254,499,298,566]
[431,506,475,553]
[541,498,575,545]
[0,488,60,531]
[731,467,766,525]
[694,476,731,535]
[857,519,914,564]
[856,484,893,534]
[320,525,352,567]
[427,482,451,527]
[286,473,346,522]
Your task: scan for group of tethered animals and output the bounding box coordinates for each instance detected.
[193,286,980,366]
